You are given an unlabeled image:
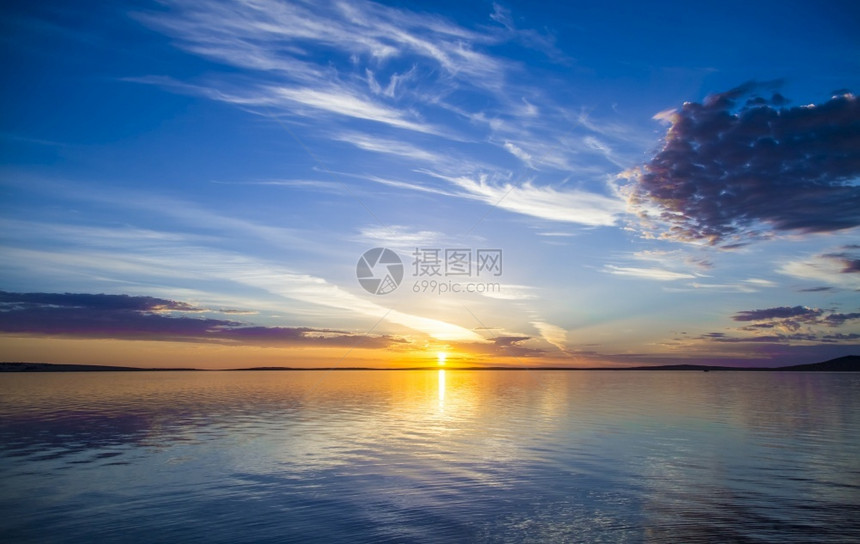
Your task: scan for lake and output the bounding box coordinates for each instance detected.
[1,370,859,543]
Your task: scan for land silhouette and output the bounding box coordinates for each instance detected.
[1,355,857,372]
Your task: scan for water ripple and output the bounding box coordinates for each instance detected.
[1,370,859,543]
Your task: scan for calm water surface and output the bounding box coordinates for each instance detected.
[1,370,858,543]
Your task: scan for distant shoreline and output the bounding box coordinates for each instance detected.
[1,356,857,372]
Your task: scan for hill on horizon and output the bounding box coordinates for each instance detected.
[773,355,860,372]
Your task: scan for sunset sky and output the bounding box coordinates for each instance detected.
[1,0,858,368]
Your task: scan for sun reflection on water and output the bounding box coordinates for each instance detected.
[437,369,445,408]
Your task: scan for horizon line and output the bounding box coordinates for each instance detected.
[2,357,858,372]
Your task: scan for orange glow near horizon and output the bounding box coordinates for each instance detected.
[0,336,623,369]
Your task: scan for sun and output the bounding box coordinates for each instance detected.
[437,351,447,366]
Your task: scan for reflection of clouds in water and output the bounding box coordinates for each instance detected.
[1,371,859,542]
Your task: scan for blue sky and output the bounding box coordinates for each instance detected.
[1,0,859,368]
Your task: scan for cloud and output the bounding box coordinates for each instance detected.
[211,178,348,194]
[823,333,860,341]
[604,265,696,281]
[630,249,713,271]
[707,334,819,344]
[0,196,487,344]
[130,0,644,231]
[780,246,860,288]
[360,175,458,197]
[134,0,509,115]
[702,304,860,343]
[744,278,776,287]
[822,251,860,273]
[480,284,536,301]
[357,225,447,248]
[825,312,860,326]
[532,321,568,352]
[627,83,860,244]
[0,291,201,313]
[0,291,402,348]
[427,172,624,226]
[663,278,778,294]
[732,306,824,322]
[503,141,534,167]
[137,77,442,135]
[366,67,416,98]
[272,86,439,134]
[451,335,546,359]
[666,282,759,294]
[138,0,498,78]
[334,132,445,162]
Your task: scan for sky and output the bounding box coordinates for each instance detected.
[1,0,859,368]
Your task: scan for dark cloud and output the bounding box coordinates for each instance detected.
[629,83,860,244]
[824,312,860,326]
[0,291,201,313]
[704,304,860,344]
[798,286,834,292]
[731,306,860,329]
[843,261,860,273]
[740,323,777,330]
[823,333,860,341]
[732,306,822,322]
[0,291,401,349]
[709,334,819,344]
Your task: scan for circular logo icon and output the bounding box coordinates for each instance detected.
[357,248,403,295]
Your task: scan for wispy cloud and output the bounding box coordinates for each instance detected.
[426,172,624,226]
[211,178,348,194]
[744,278,777,287]
[503,141,534,167]
[630,249,713,271]
[133,0,510,114]
[0,179,486,343]
[272,86,440,134]
[334,132,446,162]
[604,265,696,281]
[532,321,568,352]
[360,175,458,197]
[130,0,645,231]
[780,247,860,289]
[357,225,447,248]
[3,241,485,343]
[480,284,537,301]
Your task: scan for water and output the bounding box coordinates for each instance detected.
[1,370,858,543]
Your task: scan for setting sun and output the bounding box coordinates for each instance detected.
[437,352,447,366]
